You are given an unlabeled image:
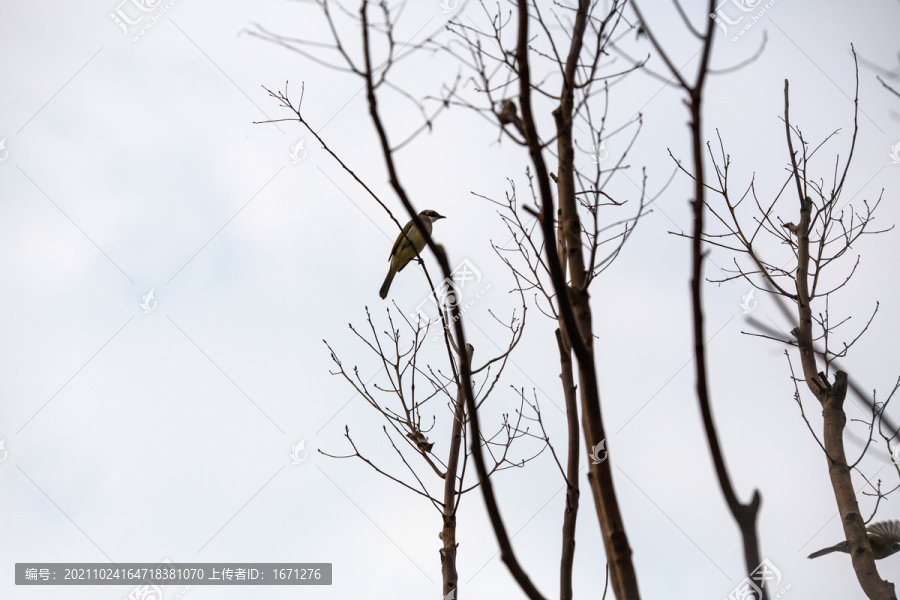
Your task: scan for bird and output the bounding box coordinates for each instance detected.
[379,209,446,299]
[498,99,526,138]
[406,429,434,453]
[808,520,900,559]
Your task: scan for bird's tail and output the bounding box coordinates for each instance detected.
[379,268,396,299]
[808,544,843,559]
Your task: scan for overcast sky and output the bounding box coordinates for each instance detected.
[2,1,900,599]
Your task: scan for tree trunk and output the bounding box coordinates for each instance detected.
[440,345,473,599]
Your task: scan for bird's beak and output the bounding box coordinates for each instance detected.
[434,213,446,220]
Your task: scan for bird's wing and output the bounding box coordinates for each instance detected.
[867,520,900,542]
[389,220,415,259]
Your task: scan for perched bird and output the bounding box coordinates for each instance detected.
[379,209,446,299]
[406,429,434,453]
[498,99,526,138]
[808,520,900,559]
